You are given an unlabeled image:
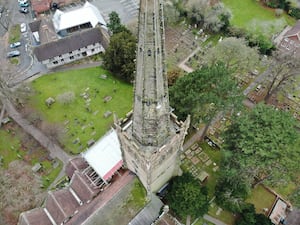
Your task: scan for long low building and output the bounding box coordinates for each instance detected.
[33,27,108,68]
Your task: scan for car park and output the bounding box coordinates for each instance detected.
[9,41,21,48]
[20,23,27,33]
[19,7,28,13]
[7,50,20,58]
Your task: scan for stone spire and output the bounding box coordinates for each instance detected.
[132,0,170,147]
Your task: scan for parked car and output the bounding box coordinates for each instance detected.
[20,23,26,33]
[9,41,21,48]
[19,7,28,14]
[7,50,20,58]
[19,2,29,7]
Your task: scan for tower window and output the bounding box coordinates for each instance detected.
[147,49,151,56]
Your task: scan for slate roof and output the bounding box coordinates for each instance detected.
[33,27,106,61]
[66,157,89,179]
[70,171,100,203]
[284,20,300,38]
[18,208,53,225]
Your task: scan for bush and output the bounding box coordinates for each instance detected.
[289,7,300,19]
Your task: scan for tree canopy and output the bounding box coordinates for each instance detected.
[106,11,127,34]
[169,63,242,129]
[103,30,136,82]
[204,37,260,75]
[235,203,272,225]
[222,103,300,186]
[166,173,209,219]
[216,104,300,212]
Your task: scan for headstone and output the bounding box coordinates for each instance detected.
[103,111,112,118]
[103,96,112,103]
[100,74,107,79]
[87,139,95,147]
[32,163,42,172]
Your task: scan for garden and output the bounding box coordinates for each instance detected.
[28,66,133,154]
[222,0,295,36]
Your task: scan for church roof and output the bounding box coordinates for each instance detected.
[82,129,123,181]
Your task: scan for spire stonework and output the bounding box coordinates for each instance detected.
[115,0,190,194]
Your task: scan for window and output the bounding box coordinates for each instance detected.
[70,56,74,60]
[82,52,87,57]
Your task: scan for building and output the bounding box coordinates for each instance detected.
[29,2,109,68]
[52,2,106,36]
[277,20,300,55]
[33,27,108,68]
[114,0,190,193]
[18,130,124,225]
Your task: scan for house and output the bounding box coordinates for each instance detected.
[33,27,108,68]
[277,20,300,55]
[29,2,109,68]
[269,198,289,225]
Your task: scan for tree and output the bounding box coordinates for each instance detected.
[103,30,136,82]
[235,203,272,225]
[107,11,127,34]
[204,37,260,75]
[166,173,209,219]
[185,1,231,33]
[263,51,300,102]
[222,103,300,186]
[169,63,242,136]
[167,68,182,86]
[215,168,251,213]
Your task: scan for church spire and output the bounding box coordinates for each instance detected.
[132,0,170,147]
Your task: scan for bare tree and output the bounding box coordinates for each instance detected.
[264,51,300,102]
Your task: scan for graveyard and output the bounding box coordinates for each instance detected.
[29,66,133,154]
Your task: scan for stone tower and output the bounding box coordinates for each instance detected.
[115,0,190,193]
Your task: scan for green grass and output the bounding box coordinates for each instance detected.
[193,217,214,225]
[246,184,276,213]
[9,24,21,43]
[9,58,19,64]
[41,159,63,188]
[223,0,295,36]
[273,182,297,199]
[0,129,22,168]
[208,204,236,225]
[29,67,133,154]
[126,178,147,209]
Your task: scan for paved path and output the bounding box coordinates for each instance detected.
[203,214,228,225]
[2,97,72,165]
[177,47,200,73]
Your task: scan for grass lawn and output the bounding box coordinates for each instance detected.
[0,129,22,168]
[29,66,133,154]
[246,184,276,214]
[9,24,21,43]
[222,0,295,36]
[193,217,214,225]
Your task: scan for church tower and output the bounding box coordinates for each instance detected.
[115,0,190,193]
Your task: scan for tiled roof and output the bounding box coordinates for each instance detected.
[70,171,100,203]
[284,20,300,38]
[18,208,53,225]
[66,157,89,179]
